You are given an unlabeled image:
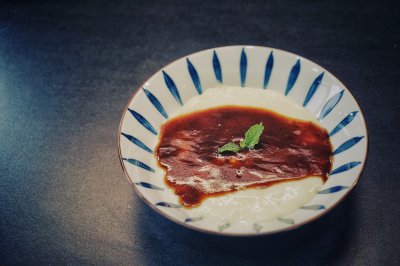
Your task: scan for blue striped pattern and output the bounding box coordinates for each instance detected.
[213,50,222,83]
[330,111,358,136]
[187,58,202,94]
[333,136,364,155]
[122,158,155,173]
[143,88,169,119]
[218,223,231,232]
[253,223,263,233]
[156,202,182,208]
[303,72,324,107]
[319,90,344,120]
[121,133,153,153]
[185,217,203,223]
[128,108,158,135]
[285,59,301,95]
[135,182,164,190]
[240,48,247,87]
[331,161,361,175]
[278,218,295,225]
[264,51,274,89]
[318,186,349,194]
[301,205,326,210]
[162,70,183,106]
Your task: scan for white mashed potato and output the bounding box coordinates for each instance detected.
[168,86,324,224]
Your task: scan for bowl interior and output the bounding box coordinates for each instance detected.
[118,46,367,235]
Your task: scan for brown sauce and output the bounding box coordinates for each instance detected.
[155,106,333,208]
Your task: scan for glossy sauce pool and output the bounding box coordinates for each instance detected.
[156,106,333,208]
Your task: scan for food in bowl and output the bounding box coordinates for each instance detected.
[155,85,333,223]
[119,46,367,235]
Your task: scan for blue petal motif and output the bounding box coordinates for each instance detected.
[134,182,164,190]
[185,217,203,223]
[253,223,263,233]
[121,133,153,154]
[278,218,295,225]
[143,88,169,119]
[303,72,324,107]
[122,158,155,173]
[285,59,301,95]
[240,48,247,87]
[264,51,274,89]
[318,186,349,194]
[333,136,365,155]
[156,202,182,208]
[127,108,158,135]
[301,205,326,210]
[319,90,344,120]
[330,161,362,175]
[329,111,358,137]
[218,222,231,232]
[186,58,202,95]
[162,70,183,106]
[213,50,222,83]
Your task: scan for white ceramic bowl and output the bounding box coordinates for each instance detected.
[118,46,368,236]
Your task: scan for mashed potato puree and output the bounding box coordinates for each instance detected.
[163,86,325,223]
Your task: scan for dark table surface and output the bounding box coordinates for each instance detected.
[1,0,399,265]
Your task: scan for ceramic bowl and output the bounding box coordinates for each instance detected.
[118,46,367,236]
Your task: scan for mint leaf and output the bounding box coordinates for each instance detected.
[239,140,246,149]
[242,123,264,149]
[218,142,240,153]
[217,123,265,154]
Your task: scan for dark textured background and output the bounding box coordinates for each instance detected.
[0,0,399,265]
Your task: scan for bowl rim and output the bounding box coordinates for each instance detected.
[117,45,369,237]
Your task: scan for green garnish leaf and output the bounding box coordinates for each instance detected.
[217,142,241,153]
[239,140,246,149]
[217,123,265,154]
[242,123,264,149]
